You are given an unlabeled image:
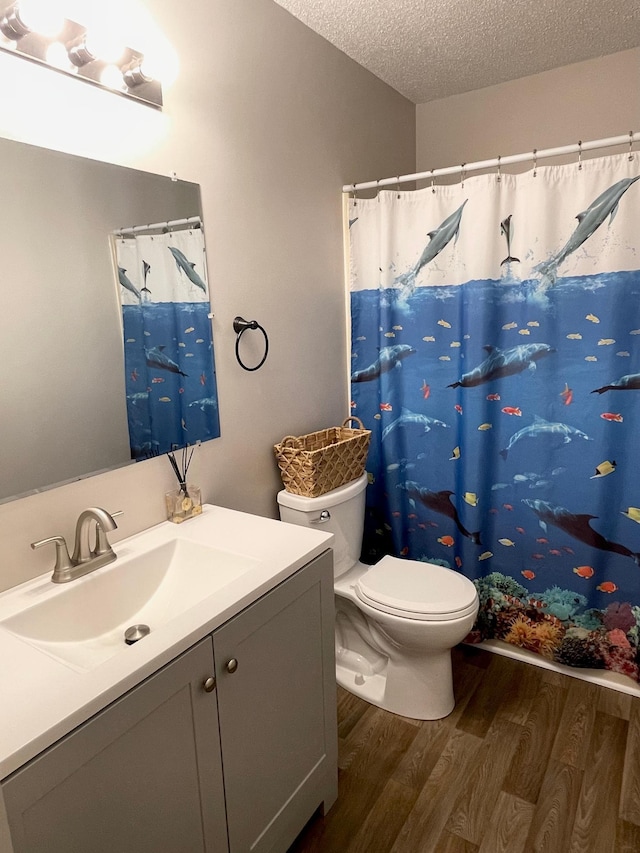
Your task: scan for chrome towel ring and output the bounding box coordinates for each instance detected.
[233,316,269,371]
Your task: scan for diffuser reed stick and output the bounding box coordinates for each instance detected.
[166,442,198,498]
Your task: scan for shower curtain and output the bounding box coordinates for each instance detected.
[114,225,220,459]
[348,152,640,683]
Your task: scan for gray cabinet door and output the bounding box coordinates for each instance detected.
[3,638,228,853]
[214,550,337,853]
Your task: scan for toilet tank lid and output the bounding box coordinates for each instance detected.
[356,555,478,616]
[276,473,368,511]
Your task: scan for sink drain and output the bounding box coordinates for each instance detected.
[124,624,151,645]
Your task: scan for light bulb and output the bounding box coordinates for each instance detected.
[45,40,71,69]
[16,0,65,37]
[84,30,125,65]
[100,63,124,90]
[138,54,160,82]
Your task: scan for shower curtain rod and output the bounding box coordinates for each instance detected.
[114,215,202,237]
[342,131,640,193]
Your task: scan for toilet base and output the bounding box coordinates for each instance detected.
[334,573,467,721]
[336,648,455,721]
[336,664,386,709]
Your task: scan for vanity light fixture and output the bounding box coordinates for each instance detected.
[0,1,165,108]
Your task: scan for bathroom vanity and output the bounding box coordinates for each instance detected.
[0,506,337,852]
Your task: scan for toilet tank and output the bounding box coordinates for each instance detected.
[277,473,368,578]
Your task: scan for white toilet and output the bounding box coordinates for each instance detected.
[277,473,479,720]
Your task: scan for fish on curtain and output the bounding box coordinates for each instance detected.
[114,225,220,459]
[348,153,640,683]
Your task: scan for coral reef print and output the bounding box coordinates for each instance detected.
[469,573,640,681]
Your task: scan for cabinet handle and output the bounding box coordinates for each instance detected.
[203,676,216,693]
[226,658,238,674]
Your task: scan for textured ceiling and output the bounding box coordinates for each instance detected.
[273,0,640,104]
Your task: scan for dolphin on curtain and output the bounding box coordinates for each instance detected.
[591,372,640,394]
[381,408,449,441]
[118,267,141,301]
[399,482,482,544]
[535,176,640,285]
[395,200,467,296]
[500,215,520,266]
[448,343,554,389]
[168,246,207,293]
[499,415,591,461]
[145,345,188,377]
[351,344,416,382]
[522,499,640,565]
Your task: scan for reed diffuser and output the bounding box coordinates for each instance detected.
[165,442,202,523]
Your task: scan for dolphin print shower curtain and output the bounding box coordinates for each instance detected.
[348,152,640,683]
[114,225,220,459]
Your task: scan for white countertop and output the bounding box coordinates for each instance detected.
[0,505,333,779]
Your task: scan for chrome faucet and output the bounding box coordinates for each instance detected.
[31,507,121,584]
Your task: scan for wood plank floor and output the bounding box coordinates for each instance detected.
[288,645,640,853]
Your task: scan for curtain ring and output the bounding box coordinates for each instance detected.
[352,183,358,207]
[532,148,537,178]
[496,155,502,183]
[578,140,583,171]
[396,176,401,199]
[629,130,635,161]
[460,163,466,189]
[233,316,269,371]
[431,169,436,194]
[376,178,381,202]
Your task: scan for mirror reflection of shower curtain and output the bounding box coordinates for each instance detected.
[113,225,220,459]
[348,152,640,684]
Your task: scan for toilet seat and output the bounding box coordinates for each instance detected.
[355,555,478,622]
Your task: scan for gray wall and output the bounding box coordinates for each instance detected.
[0,0,415,591]
[416,48,640,178]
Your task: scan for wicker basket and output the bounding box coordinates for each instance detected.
[274,416,371,498]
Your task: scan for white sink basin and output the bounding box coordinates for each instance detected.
[1,538,258,672]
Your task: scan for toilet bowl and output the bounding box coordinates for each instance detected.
[277,473,479,720]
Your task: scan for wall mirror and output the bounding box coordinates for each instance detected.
[0,135,220,504]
